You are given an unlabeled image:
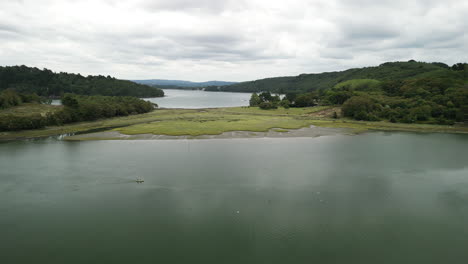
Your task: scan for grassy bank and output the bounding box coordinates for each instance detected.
[1,106,467,141]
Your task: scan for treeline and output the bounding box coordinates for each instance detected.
[0,65,164,98]
[0,89,44,109]
[338,78,468,124]
[222,61,467,93]
[0,93,156,131]
[250,74,468,125]
[249,92,287,109]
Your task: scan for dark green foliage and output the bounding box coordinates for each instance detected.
[324,90,354,105]
[250,91,281,109]
[0,89,42,109]
[249,93,261,106]
[280,99,291,109]
[259,92,280,103]
[219,61,455,93]
[431,62,450,69]
[265,60,468,125]
[293,93,318,107]
[0,65,164,98]
[259,102,278,110]
[285,92,298,102]
[0,114,46,131]
[342,96,377,120]
[337,75,467,124]
[0,93,156,131]
[59,94,155,122]
[451,63,467,71]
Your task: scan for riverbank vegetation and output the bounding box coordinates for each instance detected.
[0,89,45,109]
[0,93,155,131]
[0,65,164,97]
[1,106,467,141]
[1,60,467,139]
[248,61,468,125]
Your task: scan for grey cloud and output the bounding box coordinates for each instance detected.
[0,23,20,33]
[139,0,243,13]
[0,0,467,81]
[0,22,24,40]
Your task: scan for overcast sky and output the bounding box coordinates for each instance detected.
[1,0,467,81]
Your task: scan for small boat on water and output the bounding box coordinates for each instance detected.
[136,177,144,183]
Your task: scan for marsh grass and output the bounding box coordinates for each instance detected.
[1,106,467,141]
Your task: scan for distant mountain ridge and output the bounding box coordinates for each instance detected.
[132,79,237,87]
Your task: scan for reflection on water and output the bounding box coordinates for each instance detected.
[1,132,468,263]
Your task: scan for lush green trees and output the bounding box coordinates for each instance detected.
[294,93,318,107]
[336,75,467,124]
[342,96,379,121]
[0,89,43,109]
[216,61,461,93]
[0,94,156,131]
[0,114,47,131]
[280,99,291,109]
[249,92,281,109]
[60,94,155,122]
[0,65,164,98]
[249,93,261,106]
[452,63,467,71]
[258,102,278,109]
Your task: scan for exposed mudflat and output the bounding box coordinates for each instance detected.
[65,125,351,140]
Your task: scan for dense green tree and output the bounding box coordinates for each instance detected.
[285,92,298,102]
[259,101,278,110]
[0,93,156,131]
[342,96,377,120]
[249,93,261,107]
[280,99,291,109]
[0,65,164,98]
[325,90,354,105]
[452,63,467,71]
[259,92,273,102]
[250,91,281,109]
[294,93,317,107]
[0,89,43,109]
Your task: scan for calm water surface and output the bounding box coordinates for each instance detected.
[1,133,468,263]
[144,89,251,108]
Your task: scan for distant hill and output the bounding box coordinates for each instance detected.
[0,65,164,98]
[132,79,237,88]
[209,61,465,93]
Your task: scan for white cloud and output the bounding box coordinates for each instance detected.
[0,0,467,81]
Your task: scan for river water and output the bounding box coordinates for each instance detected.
[144,89,251,108]
[1,132,468,263]
[2,90,468,263]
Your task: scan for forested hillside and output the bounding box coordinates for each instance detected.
[248,61,468,125]
[214,61,467,93]
[0,93,155,131]
[0,65,164,97]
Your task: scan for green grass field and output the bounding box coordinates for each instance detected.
[1,105,467,141]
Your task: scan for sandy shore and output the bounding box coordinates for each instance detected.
[65,125,350,140]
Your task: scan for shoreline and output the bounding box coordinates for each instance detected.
[1,106,467,141]
[64,125,351,141]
